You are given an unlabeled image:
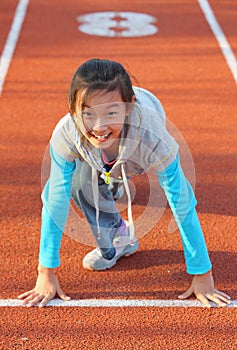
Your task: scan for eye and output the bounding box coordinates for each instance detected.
[107,111,117,117]
[82,110,94,119]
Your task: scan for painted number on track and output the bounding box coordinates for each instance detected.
[77,12,158,37]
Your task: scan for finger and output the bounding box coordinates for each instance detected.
[212,293,232,304]
[57,287,71,301]
[206,293,227,307]
[26,294,45,308]
[18,290,34,299]
[178,285,194,299]
[39,295,53,308]
[21,292,39,305]
[214,290,231,300]
[196,293,211,308]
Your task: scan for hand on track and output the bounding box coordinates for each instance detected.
[178,270,232,307]
[18,266,71,307]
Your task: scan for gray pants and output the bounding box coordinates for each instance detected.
[71,159,122,253]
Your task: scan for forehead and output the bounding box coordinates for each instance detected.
[83,89,123,109]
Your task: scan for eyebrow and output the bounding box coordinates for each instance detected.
[105,103,120,109]
[84,103,121,109]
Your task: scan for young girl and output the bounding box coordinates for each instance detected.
[18,58,231,308]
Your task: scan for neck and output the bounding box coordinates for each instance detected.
[102,151,116,166]
[102,139,120,162]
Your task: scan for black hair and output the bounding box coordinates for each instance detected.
[68,58,135,115]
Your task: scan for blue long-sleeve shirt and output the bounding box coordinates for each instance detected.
[39,146,212,274]
[157,156,212,274]
[40,146,75,267]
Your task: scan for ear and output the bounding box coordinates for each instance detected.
[126,95,136,115]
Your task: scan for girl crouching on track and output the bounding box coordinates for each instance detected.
[18,58,231,308]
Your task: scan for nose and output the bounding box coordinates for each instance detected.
[92,118,108,132]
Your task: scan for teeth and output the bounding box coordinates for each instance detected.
[95,134,109,139]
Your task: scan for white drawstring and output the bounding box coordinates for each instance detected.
[121,164,135,245]
[92,164,135,245]
[92,167,101,240]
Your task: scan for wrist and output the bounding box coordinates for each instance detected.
[194,269,212,277]
[201,269,212,276]
[38,263,55,275]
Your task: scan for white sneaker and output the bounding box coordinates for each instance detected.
[82,222,139,271]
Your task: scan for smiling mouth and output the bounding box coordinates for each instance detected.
[91,132,112,140]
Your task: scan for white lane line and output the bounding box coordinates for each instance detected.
[0,0,29,95]
[0,299,236,307]
[198,0,237,84]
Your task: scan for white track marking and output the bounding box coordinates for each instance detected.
[0,0,29,95]
[0,299,236,307]
[198,0,237,83]
[77,12,158,37]
[0,0,235,311]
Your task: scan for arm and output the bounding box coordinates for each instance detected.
[18,146,76,307]
[157,155,211,275]
[156,155,231,306]
[39,145,76,268]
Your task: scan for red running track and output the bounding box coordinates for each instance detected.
[0,0,236,349]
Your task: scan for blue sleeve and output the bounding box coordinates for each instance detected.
[39,145,76,268]
[156,155,212,275]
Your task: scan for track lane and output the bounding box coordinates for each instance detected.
[0,0,236,348]
[209,0,237,57]
[0,0,19,53]
[1,307,237,349]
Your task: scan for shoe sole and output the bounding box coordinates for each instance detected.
[83,241,139,271]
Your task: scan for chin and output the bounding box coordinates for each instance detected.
[89,139,112,149]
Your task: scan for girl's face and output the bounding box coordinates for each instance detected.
[76,89,133,151]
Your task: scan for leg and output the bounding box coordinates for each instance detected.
[71,159,139,270]
[71,159,122,253]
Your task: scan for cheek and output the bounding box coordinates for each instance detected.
[83,120,93,131]
[112,123,124,134]
[75,117,88,135]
